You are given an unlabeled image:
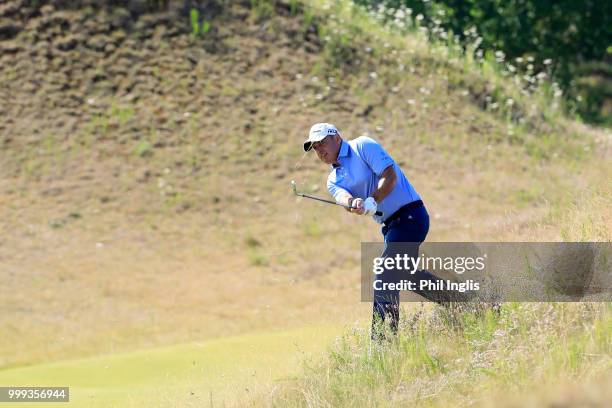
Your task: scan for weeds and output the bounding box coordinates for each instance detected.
[134,139,153,157]
[250,0,275,22]
[248,249,269,266]
[289,0,301,16]
[189,8,210,37]
[320,24,360,71]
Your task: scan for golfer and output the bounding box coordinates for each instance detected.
[304,122,446,338]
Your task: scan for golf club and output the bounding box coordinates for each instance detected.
[291,180,383,216]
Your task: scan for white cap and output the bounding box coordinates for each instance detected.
[303,123,339,152]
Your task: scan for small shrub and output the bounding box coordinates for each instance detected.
[190,8,210,37]
[248,249,268,266]
[134,140,153,157]
[250,0,274,22]
[245,235,262,248]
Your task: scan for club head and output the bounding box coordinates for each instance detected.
[290,180,297,195]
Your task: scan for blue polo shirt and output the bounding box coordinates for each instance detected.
[327,136,422,224]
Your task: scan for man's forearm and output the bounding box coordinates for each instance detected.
[372,165,397,203]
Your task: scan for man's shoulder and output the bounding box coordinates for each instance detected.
[348,135,377,146]
[348,135,381,155]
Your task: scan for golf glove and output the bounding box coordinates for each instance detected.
[363,197,378,216]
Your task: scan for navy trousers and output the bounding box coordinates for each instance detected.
[372,203,446,338]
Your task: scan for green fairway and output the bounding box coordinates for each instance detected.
[0,325,342,407]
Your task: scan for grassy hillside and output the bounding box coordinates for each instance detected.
[0,0,610,405]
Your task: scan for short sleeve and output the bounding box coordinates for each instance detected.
[354,136,395,176]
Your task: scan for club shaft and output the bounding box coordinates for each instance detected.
[297,193,343,207]
[296,193,382,216]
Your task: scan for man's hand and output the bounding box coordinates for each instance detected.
[363,197,378,216]
[350,197,366,215]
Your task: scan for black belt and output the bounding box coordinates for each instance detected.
[383,200,424,226]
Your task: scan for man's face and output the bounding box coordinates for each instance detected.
[312,135,341,165]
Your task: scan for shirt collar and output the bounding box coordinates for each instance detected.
[332,140,349,168]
